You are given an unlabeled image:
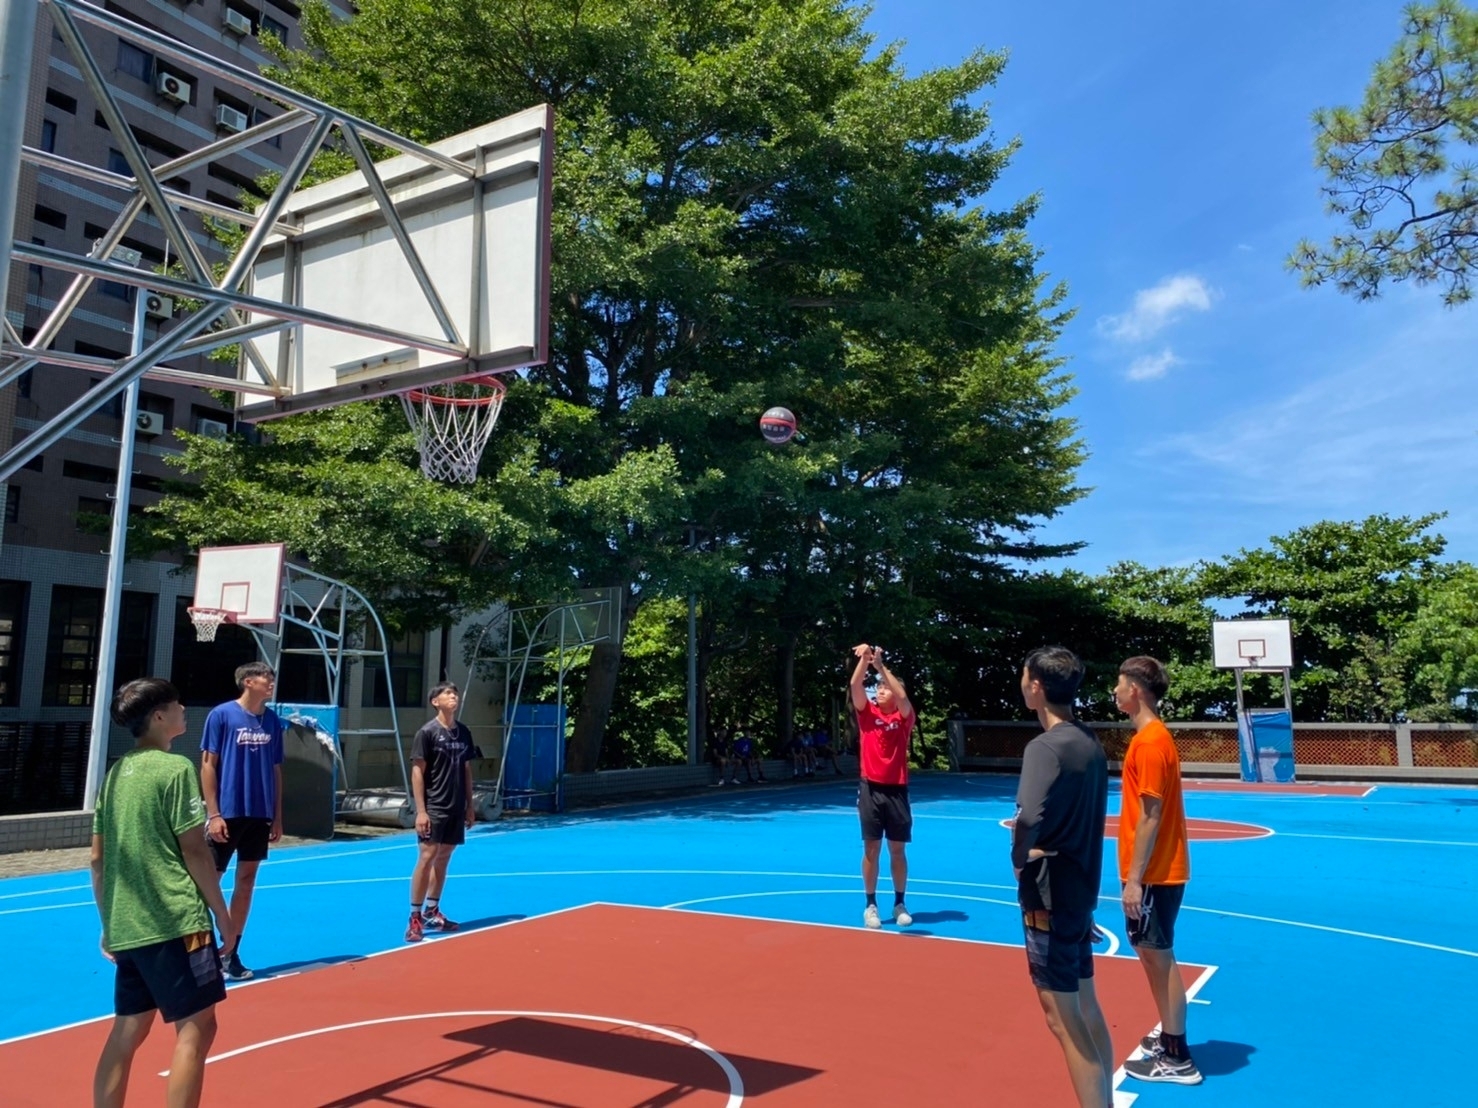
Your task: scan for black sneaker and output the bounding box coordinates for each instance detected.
[1140,1029,1163,1054]
[224,952,254,980]
[1124,1053,1203,1085]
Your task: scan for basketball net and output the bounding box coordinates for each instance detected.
[187,607,231,643]
[399,376,508,484]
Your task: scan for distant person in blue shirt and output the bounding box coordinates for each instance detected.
[200,661,284,982]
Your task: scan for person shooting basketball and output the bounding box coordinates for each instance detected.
[850,643,915,929]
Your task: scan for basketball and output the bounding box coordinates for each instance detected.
[759,406,798,445]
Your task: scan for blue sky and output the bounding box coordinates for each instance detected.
[866,0,1478,573]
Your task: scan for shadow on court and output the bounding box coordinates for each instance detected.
[1192,1039,1256,1077]
[427,912,526,933]
[905,910,970,925]
[311,1016,823,1106]
[237,953,367,977]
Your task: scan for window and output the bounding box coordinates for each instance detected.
[4,487,19,525]
[77,495,113,523]
[33,205,66,230]
[42,586,102,706]
[115,592,155,688]
[170,596,257,706]
[115,40,153,83]
[17,369,32,400]
[260,14,288,43]
[107,148,130,177]
[63,460,117,484]
[42,587,155,706]
[45,88,77,114]
[40,119,57,153]
[362,626,426,709]
[98,280,133,302]
[0,581,30,707]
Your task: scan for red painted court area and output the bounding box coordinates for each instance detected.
[2,904,1200,1106]
[1183,780,1374,797]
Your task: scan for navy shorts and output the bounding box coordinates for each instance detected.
[114,932,226,1022]
[858,779,912,843]
[1022,908,1096,993]
[209,817,272,872]
[1126,882,1185,950]
[421,812,466,846]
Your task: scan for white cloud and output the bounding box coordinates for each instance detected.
[1126,349,1181,381]
[1099,275,1213,341]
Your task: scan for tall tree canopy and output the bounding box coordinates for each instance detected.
[1290,0,1478,306]
[144,0,1085,769]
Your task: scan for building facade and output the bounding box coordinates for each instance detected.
[0,1,497,818]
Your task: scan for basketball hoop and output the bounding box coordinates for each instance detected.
[400,375,508,484]
[187,607,233,643]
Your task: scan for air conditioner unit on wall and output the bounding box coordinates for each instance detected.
[223,8,253,35]
[144,293,174,319]
[215,104,249,133]
[197,418,230,441]
[156,71,192,104]
[136,411,164,437]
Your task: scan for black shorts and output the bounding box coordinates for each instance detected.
[421,812,466,846]
[1126,882,1185,950]
[209,817,272,872]
[858,779,912,843]
[1022,908,1095,993]
[114,932,226,1023]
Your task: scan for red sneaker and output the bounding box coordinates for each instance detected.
[404,913,424,943]
[422,907,459,932]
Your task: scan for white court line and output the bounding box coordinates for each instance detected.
[1275,832,1478,847]
[658,890,1126,957]
[0,903,598,1048]
[1180,904,1478,958]
[1111,963,1219,1107]
[157,1009,745,1106]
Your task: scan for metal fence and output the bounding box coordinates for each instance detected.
[952,720,1478,778]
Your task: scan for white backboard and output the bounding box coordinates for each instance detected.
[194,543,286,624]
[1212,619,1293,669]
[239,105,553,420]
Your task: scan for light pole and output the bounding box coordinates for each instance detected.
[687,525,699,765]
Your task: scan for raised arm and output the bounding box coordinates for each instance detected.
[849,644,873,713]
[873,656,913,720]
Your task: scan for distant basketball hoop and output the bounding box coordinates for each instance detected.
[400,375,508,483]
[187,607,233,643]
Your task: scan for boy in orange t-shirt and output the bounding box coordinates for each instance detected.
[1114,656,1202,1087]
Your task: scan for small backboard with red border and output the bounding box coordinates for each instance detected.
[193,543,286,624]
[1212,618,1293,669]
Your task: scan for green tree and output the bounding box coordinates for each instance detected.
[1290,1,1478,305]
[253,0,1083,770]
[1397,562,1478,719]
[1204,513,1451,721]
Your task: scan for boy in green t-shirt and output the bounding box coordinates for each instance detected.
[90,678,237,1108]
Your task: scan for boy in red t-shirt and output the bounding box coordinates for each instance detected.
[1114,656,1202,1086]
[849,643,916,929]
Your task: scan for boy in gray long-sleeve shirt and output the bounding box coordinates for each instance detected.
[1012,646,1113,1108]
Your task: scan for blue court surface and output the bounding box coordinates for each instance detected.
[2,773,1474,1106]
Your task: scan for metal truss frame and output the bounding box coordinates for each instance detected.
[244,560,412,804]
[0,0,478,484]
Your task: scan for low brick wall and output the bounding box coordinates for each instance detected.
[562,755,858,808]
[954,719,1478,781]
[0,809,94,853]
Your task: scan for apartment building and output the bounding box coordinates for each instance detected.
[0,0,460,817]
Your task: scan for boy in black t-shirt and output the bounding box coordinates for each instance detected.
[1013,646,1113,1108]
[405,682,476,942]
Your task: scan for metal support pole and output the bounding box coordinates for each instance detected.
[0,0,40,318]
[688,591,698,765]
[83,291,148,809]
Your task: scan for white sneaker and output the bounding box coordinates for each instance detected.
[863,904,882,929]
[893,903,913,927]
